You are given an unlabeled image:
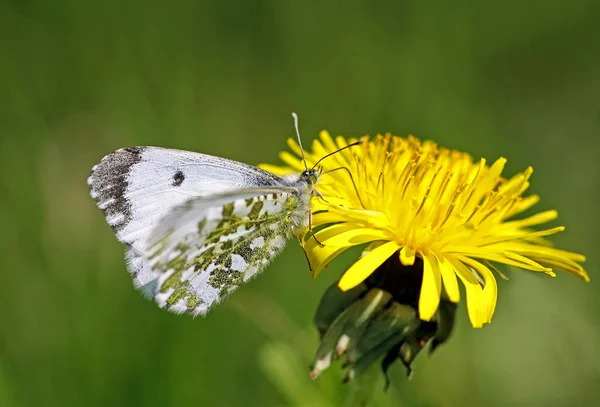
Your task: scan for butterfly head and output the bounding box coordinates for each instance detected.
[290,112,363,198]
[302,167,320,186]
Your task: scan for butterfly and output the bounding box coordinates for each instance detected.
[88,114,362,316]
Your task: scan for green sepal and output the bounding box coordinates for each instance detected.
[380,343,401,391]
[345,331,404,383]
[313,282,368,339]
[354,302,417,352]
[336,288,393,357]
[398,321,437,377]
[345,303,420,382]
[310,294,369,378]
[310,288,390,379]
[429,298,457,356]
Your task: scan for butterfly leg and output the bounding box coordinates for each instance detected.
[297,237,315,273]
[315,189,330,205]
[308,208,325,247]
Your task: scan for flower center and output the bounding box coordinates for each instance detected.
[364,250,424,309]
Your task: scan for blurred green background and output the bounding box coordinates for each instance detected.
[1,1,599,406]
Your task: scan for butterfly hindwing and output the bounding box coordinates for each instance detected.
[138,188,298,315]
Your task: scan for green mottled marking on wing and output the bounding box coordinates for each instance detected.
[159,250,203,310]
[204,200,285,249]
[154,193,299,312]
[197,219,207,233]
[186,295,201,310]
[248,201,263,219]
[222,202,235,217]
[202,196,294,297]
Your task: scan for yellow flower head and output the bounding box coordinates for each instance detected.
[261,131,589,328]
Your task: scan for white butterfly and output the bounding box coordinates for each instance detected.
[88,114,360,316]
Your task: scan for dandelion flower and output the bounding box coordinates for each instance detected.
[261,131,589,329]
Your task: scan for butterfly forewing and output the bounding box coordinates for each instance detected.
[143,189,297,315]
[87,146,283,252]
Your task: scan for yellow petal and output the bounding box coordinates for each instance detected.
[526,256,589,281]
[361,240,386,255]
[319,130,339,154]
[475,226,565,246]
[418,251,442,321]
[447,257,485,328]
[399,246,416,266]
[458,256,498,324]
[311,211,356,227]
[310,139,328,159]
[312,195,354,210]
[306,228,389,278]
[491,242,586,263]
[444,245,551,272]
[310,200,328,213]
[506,194,539,217]
[488,157,507,179]
[320,228,390,247]
[438,255,460,303]
[305,224,359,274]
[279,151,305,172]
[326,206,391,228]
[500,210,558,229]
[339,241,400,291]
[286,137,302,156]
[311,246,350,280]
[306,224,356,249]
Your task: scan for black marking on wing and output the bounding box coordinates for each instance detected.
[88,147,144,232]
[172,170,185,187]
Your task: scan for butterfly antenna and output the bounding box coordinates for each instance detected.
[292,112,309,171]
[311,139,365,170]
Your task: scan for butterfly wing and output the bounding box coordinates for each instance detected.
[88,146,295,315]
[88,146,283,252]
[139,187,298,315]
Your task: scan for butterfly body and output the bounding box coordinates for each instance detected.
[88,146,319,316]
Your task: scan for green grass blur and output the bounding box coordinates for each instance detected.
[0,1,599,406]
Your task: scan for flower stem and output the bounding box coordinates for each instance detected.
[344,365,382,407]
